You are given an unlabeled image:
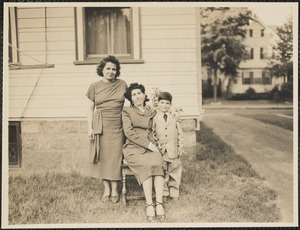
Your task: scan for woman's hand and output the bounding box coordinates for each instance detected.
[88,128,95,142]
[148,142,159,152]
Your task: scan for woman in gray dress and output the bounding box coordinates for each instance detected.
[122,83,165,222]
[86,56,127,204]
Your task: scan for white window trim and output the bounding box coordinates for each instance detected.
[74,7,143,65]
[9,7,18,64]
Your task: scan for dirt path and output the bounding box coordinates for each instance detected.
[202,111,294,223]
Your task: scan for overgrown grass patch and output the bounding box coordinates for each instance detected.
[8,123,280,224]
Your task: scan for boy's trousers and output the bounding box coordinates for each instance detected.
[163,157,182,198]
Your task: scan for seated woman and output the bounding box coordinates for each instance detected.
[122,83,165,222]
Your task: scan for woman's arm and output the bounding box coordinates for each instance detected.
[87,99,95,141]
[122,108,153,150]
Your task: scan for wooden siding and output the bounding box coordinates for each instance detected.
[9,7,200,118]
[139,7,199,115]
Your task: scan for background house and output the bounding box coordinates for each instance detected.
[232,16,284,94]
[7,6,203,175]
[201,15,285,97]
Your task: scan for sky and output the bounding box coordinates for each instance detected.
[248,6,293,26]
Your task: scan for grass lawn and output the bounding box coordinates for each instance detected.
[8,123,280,225]
[235,109,293,131]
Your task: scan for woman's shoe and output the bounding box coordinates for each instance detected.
[146,203,156,222]
[110,195,120,204]
[102,195,110,203]
[155,201,165,222]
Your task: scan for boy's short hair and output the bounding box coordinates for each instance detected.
[158,92,172,103]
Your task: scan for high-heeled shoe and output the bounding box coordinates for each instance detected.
[146,203,156,222]
[110,195,120,204]
[155,201,165,222]
[101,195,110,203]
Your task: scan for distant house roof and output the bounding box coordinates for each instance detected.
[250,14,279,41]
[268,25,278,34]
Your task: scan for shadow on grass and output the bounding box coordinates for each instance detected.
[236,113,293,131]
[196,123,261,179]
[8,123,281,225]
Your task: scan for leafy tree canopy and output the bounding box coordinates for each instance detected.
[268,16,293,81]
[276,16,293,63]
[200,7,252,78]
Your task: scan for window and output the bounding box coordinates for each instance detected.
[85,7,131,58]
[260,47,264,59]
[75,7,142,64]
[8,7,18,64]
[254,78,262,84]
[262,71,272,84]
[9,122,22,167]
[242,71,253,84]
[249,29,253,37]
[250,48,254,59]
[261,29,264,37]
[245,47,254,59]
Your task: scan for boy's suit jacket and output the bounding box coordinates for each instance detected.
[153,110,184,159]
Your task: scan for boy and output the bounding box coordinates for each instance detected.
[152,92,184,200]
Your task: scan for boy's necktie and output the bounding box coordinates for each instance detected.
[163,113,168,122]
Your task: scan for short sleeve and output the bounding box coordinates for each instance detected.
[86,83,95,102]
[121,79,128,94]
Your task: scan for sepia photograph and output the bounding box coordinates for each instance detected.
[1,1,298,228]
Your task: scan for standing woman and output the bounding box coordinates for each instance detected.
[122,83,165,221]
[86,55,127,203]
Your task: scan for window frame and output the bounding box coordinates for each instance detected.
[9,121,22,168]
[262,70,272,85]
[8,7,19,64]
[250,48,254,59]
[260,47,264,59]
[74,7,143,65]
[242,71,254,85]
[249,29,253,37]
[261,29,264,37]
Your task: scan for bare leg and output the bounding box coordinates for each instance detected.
[111,181,119,197]
[142,177,155,217]
[154,175,164,203]
[102,179,111,197]
[154,175,165,216]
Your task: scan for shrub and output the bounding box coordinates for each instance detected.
[270,82,293,102]
[273,92,281,103]
[202,79,213,98]
[279,81,293,102]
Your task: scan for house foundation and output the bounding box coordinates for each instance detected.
[9,118,198,176]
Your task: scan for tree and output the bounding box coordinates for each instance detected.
[200,7,252,101]
[268,16,293,83]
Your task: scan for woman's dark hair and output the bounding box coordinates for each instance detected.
[96,55,121,78]
[125,83,149,106]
